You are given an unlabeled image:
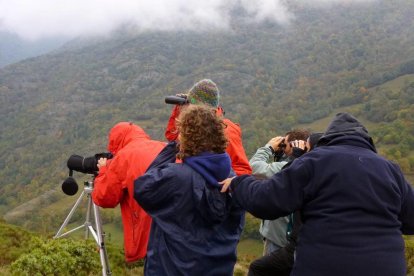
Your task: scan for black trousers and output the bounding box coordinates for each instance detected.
[248,247,294,276]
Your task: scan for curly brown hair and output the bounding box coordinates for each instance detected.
[176,105,228,160]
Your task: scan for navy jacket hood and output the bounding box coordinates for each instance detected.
[318,112,376,152]
[184,152,231,188]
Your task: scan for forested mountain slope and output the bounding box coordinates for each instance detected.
[1,0,414,229]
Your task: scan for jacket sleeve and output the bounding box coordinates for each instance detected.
[134,142,178,215]
[165,105,181,142]
[92,157,125,208]
[230,159,309,220]
[224,119,252,176]
[134,166,179,217]
[249,144,288,179]
[398,171,414,234]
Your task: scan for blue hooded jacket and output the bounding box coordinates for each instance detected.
[229,113,414,276]
[134,142,245,275]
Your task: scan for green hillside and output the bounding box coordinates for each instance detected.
[0,218,258,275]
[0,0,414,234]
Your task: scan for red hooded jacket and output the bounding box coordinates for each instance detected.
[92,122,166,262]
[165,105,252,175]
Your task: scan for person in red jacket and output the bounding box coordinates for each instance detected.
[92,122,166,263]
[165,79,252,175]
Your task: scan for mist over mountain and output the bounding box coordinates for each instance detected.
[0,31,67,67]
[1,0,414,231]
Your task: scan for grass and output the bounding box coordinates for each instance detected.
[298,74,414,133]
[235,238,263,275]
[297,103,375,132]
[0,266,10,275]
[373,74,414,92]
[101,221,124,245]
[53,212,124,248]
[237,238,263,259]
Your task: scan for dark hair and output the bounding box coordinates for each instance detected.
[285,129,311,142]
[176,105,228,160]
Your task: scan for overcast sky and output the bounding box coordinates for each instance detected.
[0,0,377,41]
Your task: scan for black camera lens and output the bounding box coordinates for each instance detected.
[66,152,113,175]
[165,95,188,105]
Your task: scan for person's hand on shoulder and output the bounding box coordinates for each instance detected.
[220,176,236,193]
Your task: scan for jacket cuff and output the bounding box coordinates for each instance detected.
[98,165,108,175]
[264,144,275,155]
[292,147,306,158]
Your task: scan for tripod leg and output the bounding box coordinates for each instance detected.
[54,181,112,275]
[93,202,112,276]
[54,190,86,239]
[84,193,93,239]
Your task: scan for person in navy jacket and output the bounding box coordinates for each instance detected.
[134,105,244,276]
[221,112,414,276]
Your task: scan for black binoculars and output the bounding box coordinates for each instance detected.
[165,95,188,105]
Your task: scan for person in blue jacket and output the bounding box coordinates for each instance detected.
[134,104,244,276]
[221,112,414,276]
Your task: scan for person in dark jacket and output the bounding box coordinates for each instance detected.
[134,105,244,276]
[221,113,414,276]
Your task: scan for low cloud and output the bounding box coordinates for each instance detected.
[0,0,376,41]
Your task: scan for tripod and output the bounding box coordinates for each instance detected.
[54,180,112,276]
